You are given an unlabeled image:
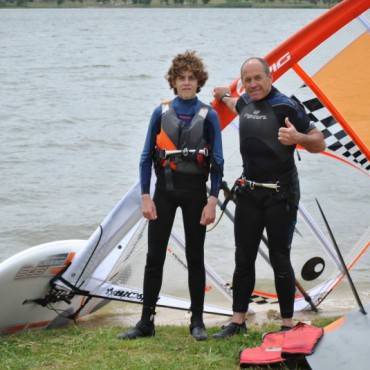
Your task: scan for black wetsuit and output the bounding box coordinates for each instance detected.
[232,87,313,318]
[139,96,224,321]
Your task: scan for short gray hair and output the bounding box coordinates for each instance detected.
[240,57,270,77]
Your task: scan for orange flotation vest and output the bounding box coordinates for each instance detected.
[240,322,323,367]
[154,101,210,175]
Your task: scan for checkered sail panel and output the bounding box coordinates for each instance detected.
[292,85,370,173]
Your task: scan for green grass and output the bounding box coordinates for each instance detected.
[0,318,335,370]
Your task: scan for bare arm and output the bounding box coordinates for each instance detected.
[297,127,326,153]
[278,117,326,153]
[213,87,238,114]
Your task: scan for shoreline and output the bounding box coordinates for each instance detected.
[78,284,368,330]
[77,299,349,331]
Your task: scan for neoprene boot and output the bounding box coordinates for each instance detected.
[117,306,155,340]
[212,322,247,339]
[189,314,207,341]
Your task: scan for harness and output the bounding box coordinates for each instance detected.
[156,148,209,162]
[218,168,299,216]
[208,177,280,233]
[235,177,280,192]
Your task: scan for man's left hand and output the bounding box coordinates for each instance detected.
[278,117,299,146]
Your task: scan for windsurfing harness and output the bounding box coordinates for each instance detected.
[220,167,300,214]
[154,101,210,181]
[219,176,281,214]
[240,322,323,367]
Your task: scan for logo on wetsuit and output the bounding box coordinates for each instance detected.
[243,110,268,120]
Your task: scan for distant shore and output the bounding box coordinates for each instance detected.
[0,0,337,10]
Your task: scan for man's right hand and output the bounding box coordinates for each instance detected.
[213,86,237,113]
[141,194,157,220]
[213,86,230,101]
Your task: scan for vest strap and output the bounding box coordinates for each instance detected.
[163,148,209,158]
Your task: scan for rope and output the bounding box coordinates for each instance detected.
[206,209,226,232]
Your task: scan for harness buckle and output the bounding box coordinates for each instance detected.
[182,148,189,157]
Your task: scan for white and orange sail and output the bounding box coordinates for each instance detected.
[213,0,370,174]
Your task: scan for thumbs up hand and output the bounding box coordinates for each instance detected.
[278,117,300,146]
[284,117,294,128]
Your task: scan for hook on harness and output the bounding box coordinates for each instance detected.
[235,177,280,192]
[158,147,209,159]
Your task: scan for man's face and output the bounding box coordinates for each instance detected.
[173,70,198,100]
[241,60,272,101]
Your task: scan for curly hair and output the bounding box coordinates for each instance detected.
[166,50,208,94]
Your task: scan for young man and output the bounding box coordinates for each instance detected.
[118,51,224,341]
[212,57,325,338]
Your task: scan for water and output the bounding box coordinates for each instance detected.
[1,8,369,308]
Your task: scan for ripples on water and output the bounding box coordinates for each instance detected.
[0,9,369,299]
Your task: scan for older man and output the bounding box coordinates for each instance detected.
[212,57,325,338]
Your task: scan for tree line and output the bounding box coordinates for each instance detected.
[0,0,341,7]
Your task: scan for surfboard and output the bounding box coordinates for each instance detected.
[0,240,106,335]
[0,228,233,336]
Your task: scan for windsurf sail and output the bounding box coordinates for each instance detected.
[213,0,370,173]
[52,178,233,317]
[50,0,370,318]
[58,180,143,290]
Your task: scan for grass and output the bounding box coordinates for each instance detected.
[0,317,335,370]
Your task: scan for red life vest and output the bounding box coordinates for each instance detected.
[240,322,323,367]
